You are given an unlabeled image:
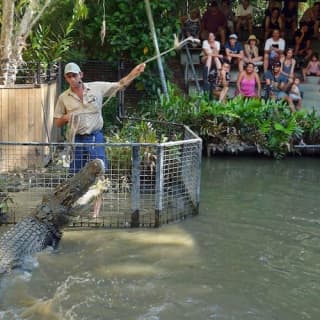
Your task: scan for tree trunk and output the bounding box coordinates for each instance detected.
[0,0,15,86]
[0,0,52,87]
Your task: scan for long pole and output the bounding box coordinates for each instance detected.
[144,0,168,98]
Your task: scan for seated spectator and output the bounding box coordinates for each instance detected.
[288,77,303,110]
[263,0,282,33]
[300,2,320,39]
[263,29,285,72]
[220,0,235,34]
[302,53,320,82]
[293,22,313,63]
[280,48,296,83]
[243,34,263,69]
[236,62,261,98]
[224,33,244,72]
[235,0,254,36]
[264,61,295,112]
[201,1,227,45]
[201,32,223,91]
[281,0,298,34]
[265,0,282,16]
[264,7,283,40]
[208,61,231,102]
[181,9,201,41]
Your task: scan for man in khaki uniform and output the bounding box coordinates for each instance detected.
[54,62,145,217]
[54,62,145,173]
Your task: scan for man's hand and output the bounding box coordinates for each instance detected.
[119,63,146,88]
[133,63,146,77]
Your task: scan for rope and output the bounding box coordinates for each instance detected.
[186,0,190,18]
[100,0,106,45]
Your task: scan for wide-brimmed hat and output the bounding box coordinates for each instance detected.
[247,34,259,45]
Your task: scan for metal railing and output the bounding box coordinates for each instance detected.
[0,120,202,228]
[0,62,59,86]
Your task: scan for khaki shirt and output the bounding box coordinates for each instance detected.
[54,82,120,135]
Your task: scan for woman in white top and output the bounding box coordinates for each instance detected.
[201,32,223,71]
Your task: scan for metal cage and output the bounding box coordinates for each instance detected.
[0,120,202,228]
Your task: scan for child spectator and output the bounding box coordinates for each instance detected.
[224,33,244,72]
[243,34,263,70]
[288,77,303,110]
[302,53,320,82]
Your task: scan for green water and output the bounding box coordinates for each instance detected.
[0,157,320,319]
[198,156,320,319]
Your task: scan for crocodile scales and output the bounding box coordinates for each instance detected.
[0,159,104,274]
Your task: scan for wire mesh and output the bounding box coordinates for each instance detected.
[0,121,202,228]
[0,62,59,86]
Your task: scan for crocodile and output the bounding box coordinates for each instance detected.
[0,159,105,274]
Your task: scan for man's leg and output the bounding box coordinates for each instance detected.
[87,131,107,170]
[69,142,86,175]
[87,131,107,217]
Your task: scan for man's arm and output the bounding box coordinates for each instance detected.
[54,98,70,128]
[119,63,145,87]
[54,115,70,128]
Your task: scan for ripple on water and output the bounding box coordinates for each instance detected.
[1,157,320,320]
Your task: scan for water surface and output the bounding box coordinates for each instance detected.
[1,156,320,320]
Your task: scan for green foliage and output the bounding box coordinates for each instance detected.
[47,0,180,65]
[106,119,163,171]
[117,120,159,144]
[0,193,14,214]
[148,83,320,159]
[109,0,179,61]
[101,97,119,133]
[24,24,74,64]
[295,108,320,144]
[106,131,132,172]
[23,0,88,64]
[22,0,180,98]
